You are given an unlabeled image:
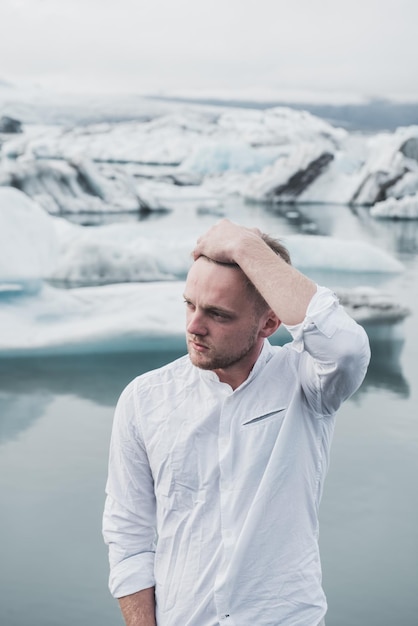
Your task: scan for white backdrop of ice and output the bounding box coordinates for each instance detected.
[0,187,57,291]
[0,280,408,357]
[0,189,404,289]
[0,95,415,356]
[181,140,282,175]
[1,156,146,215]
[47,218,404,286]
[283,235,404,273]
[50,221,195,285]
[3,106,417,212]
[0,189,407,355]
[7,107,344,165]
[0,282,187,356]
[370,193,418,219]
[243,141,331,201]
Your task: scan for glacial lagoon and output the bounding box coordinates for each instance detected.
[1,202,418,626]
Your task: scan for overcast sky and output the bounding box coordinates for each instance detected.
[1,0,417,101]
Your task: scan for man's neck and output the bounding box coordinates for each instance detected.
[213,343,265,390]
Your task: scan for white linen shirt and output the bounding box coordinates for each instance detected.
[103,286,370,626]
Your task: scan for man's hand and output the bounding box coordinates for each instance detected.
[193,219,262,264]
[193,218,316,326]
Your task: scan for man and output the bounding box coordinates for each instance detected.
[103,219,370,626]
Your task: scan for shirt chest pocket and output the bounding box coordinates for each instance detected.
[241,405,287,429]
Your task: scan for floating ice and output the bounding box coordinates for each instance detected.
[182,140,282,175]
[370,193,418,219]
[2,104,417,211]
[1,157,148,214]
[244,142,333,202]
[0,187,57,293]
[47,224,404,287]
[335,287,410,324]
[0,281,409,357]
[283,235,404,274]
[50,221,194,286]
[0,283,186,356]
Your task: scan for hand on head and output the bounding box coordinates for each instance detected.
[193,219,262,264]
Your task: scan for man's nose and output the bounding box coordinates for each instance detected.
[187,310,207,336]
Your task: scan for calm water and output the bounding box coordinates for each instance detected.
[1,203,418,625]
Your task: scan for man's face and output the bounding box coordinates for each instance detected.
[184,257,267,376]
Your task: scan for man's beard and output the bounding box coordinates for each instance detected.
[187,325,259,371]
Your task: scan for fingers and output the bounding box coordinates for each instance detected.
[191,220,262,264]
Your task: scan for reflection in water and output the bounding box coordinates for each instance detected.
[66,207,171,227]
[0,351,185,445]
[0,392,52,446]
[361,339,410,397]
[391,220,418,256]
[0,330,409,448]
[352,205,418,258]
[0,350,184,406]
[267,203,324,235]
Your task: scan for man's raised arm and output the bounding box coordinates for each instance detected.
[193,219,317,326]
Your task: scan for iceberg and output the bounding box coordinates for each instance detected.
[244,143,334,202]
[0,95,413,359]
[0,187,408,357]
[335,286,410,324]
[283,235,404,274]
[370,193,418,219]
[0,281,409,358]
[181,140,282,176]
[0,283,186,356]
[47,223,404,287]
[0,187,57,292]
[50,221,195,286]
[1,157,150,215]
[2,102,417,211]
[0,187,404,289]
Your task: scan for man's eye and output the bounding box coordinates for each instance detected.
[211,311,228,320]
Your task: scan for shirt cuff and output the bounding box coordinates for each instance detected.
[283,285,340,352]
[109,552,155,598]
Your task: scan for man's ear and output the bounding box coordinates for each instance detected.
[259,310,281,338]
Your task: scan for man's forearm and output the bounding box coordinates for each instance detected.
[193,219,316,325]
[118,587,156,626]
[233,234,316,325]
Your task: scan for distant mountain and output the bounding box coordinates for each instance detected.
[1,78,417,132]
[146,95,418,133]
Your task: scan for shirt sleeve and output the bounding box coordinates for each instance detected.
[283,285,371,416]
[102,380,157,598]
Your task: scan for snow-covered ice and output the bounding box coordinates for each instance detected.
[0,93,415,356]
[0,281,410,357]
[0,187,57,292]
[0,185,409,356]
[370,193,418,219]
[283,235,404,274]
[2,104,417,213]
